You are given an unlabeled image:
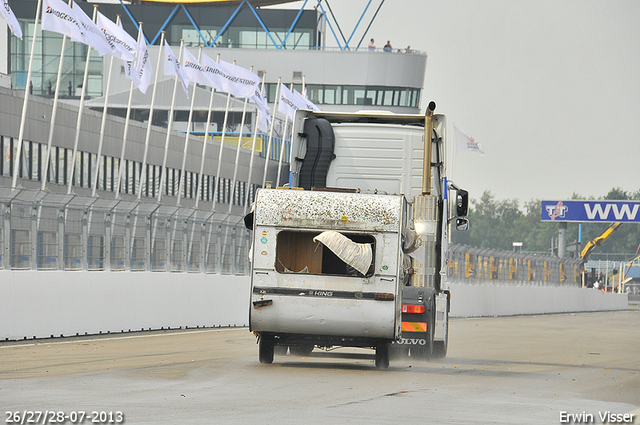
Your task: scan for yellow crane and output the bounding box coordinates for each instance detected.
[580,222,622,260]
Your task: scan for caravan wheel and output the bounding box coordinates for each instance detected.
[258,335,275,364]
[375,343,390,369]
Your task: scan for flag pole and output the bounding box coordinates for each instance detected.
[176,46,203,206]
[243,71,266,215]
[211,57,233,212]
[228,65,252,213]
[197,58,220,273]
[138,31,165,200]
[287,92,298,187]
[211,90,232,211]
[179,47,206,269]
[91,14,122,197]
[154,39,185,270]
[217,64,240,270]
[157,39,185,204]
[211,68,236,273]
[261,77,281,189]
[275,82,293,187]
[41,10,70,190]
[12,0,42,189]
[275,116,288,188]
[114,77,136,197]
[42,0,75,191]
[194,75,217,209]
[115,22,144,199]
[66,5,101,194]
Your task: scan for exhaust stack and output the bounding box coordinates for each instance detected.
[413,101,438,288]
[421,101,436,195]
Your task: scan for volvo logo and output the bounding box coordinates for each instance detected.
[396,338,427,346]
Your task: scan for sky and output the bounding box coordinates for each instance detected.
[270,0,640,204]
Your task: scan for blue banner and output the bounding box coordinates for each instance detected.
[541,200,640,223]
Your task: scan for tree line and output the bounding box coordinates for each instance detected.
[451,187,640,257]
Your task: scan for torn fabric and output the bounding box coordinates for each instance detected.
[313,231,372,275]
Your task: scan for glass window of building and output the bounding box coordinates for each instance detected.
[174,26,218,47]
[11,23,103,97]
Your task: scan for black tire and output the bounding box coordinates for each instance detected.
[432,312,449,359]
[425,296,436,359]
[258,334,275,364]
[289,344,314,356]
[375,342,390,369]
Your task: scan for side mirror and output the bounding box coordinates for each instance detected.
[456,218,469,231]
[456,189,469,217]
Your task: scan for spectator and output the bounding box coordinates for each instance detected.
[383,40,392,52]
[405,45,413,53]
[368,38,375,50]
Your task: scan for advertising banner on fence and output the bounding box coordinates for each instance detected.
[541,200,640,223]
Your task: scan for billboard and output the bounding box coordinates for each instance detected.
[541,200,640,223]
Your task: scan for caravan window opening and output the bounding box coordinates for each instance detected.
[275,230,375,277]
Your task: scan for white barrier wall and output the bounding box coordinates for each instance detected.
[0,271,251,341]
[0,272,630,340]
[448,282,629,317]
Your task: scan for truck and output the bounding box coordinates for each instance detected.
[244,102,469,369]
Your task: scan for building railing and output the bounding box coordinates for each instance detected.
[311,46,424,55]
[0,134,288,204]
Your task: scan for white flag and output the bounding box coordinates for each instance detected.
[278,83,306,118]
[42,0,85,42]
[124,56,140,87]
[250,87,270,133]
[454,125,484,155]
[219,60,260,98]
[164,41,190,97]
[135,34,152,94]
[1,0,23,40]
[200,54,260,98]
[293,88,320,112]
[181,48,212,87]
[95,11,138,62]
[72,3,112,57]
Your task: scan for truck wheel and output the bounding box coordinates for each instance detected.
[375,343,390,369]
[259,335,275,364]
[432,318,449,359]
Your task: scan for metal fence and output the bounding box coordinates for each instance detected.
[0,188,585,287]
[0,188,250,274]
[447,244,583,287]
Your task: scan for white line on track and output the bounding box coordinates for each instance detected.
[0,327,249,349]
